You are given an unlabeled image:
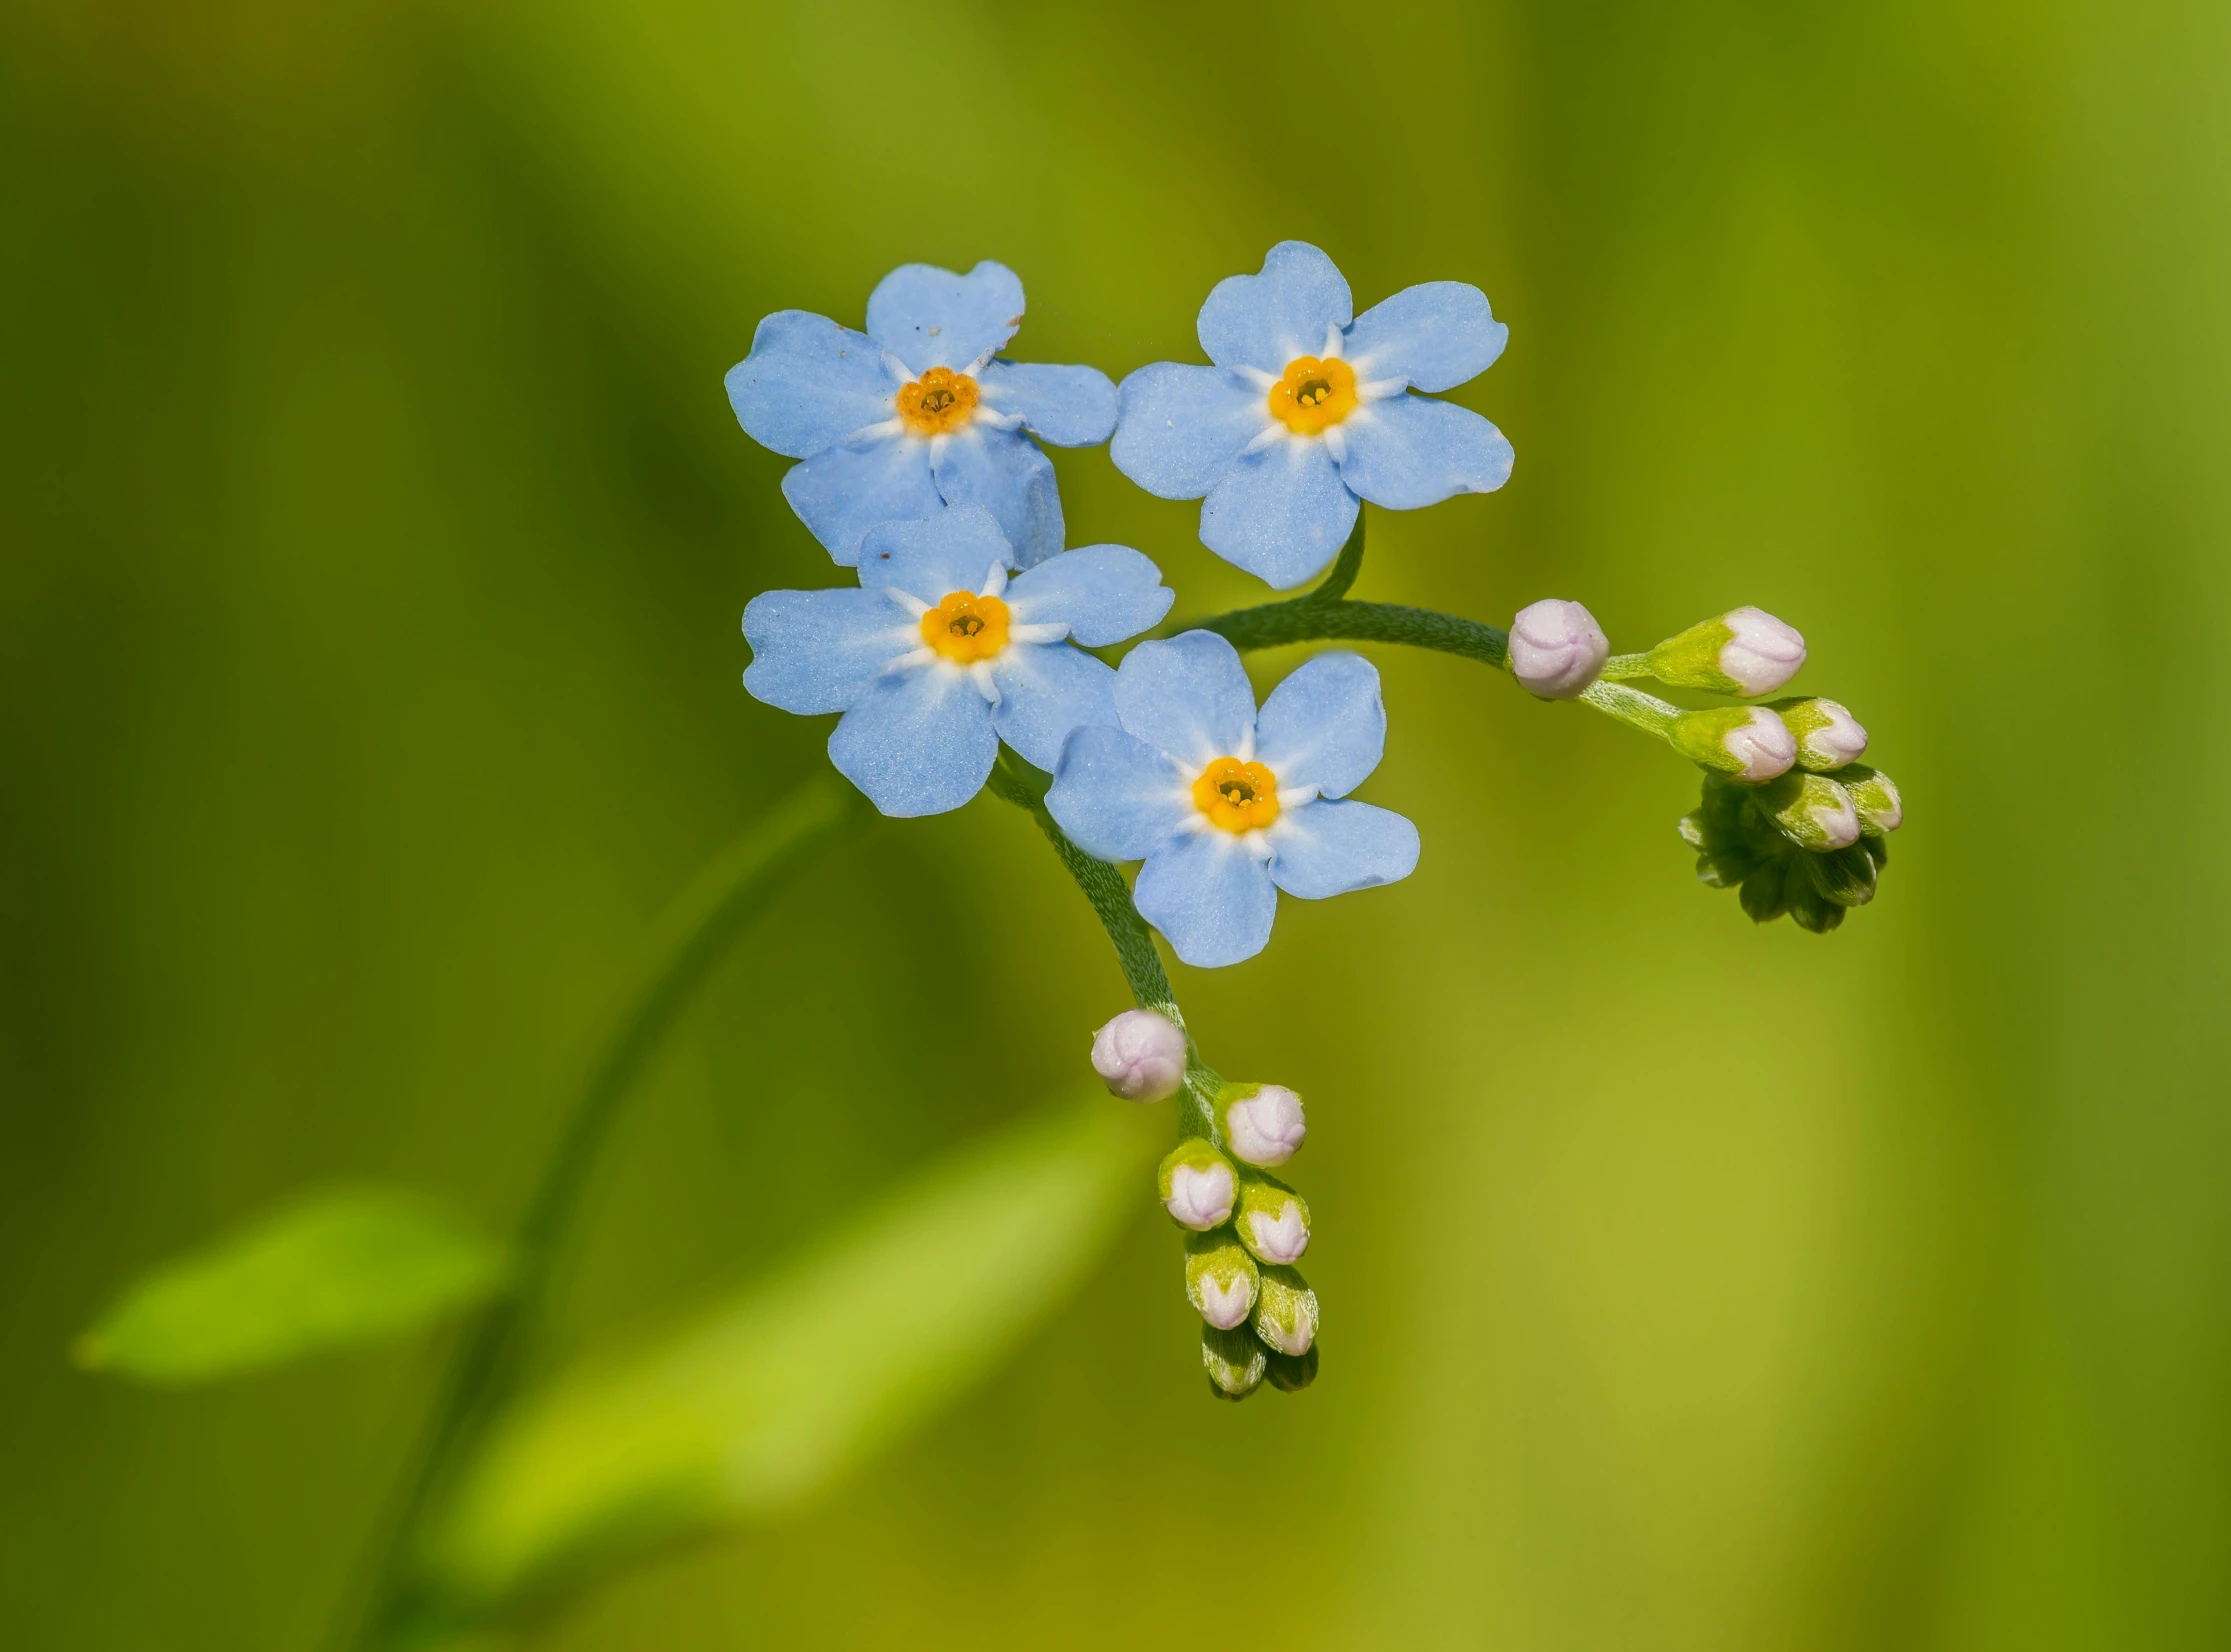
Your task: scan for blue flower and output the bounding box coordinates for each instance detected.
[727,261,1118,569]
[1047,631,1420,967]
[744,506,1173,817]
[1112,241,1514,590]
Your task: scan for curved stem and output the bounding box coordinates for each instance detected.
[336,778,868,1649]
[989,752,1221,1142]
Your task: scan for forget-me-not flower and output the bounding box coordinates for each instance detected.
[1112,241,1514,590]
[1048,631,1420,967]
[743,506,1172,817]
[727,261,1117,568]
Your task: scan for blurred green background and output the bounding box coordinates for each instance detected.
[6,0,2229,1645]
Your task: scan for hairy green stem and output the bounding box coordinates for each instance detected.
[337,778,867,1649]
[988,752,1222,1142]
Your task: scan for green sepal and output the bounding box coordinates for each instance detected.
[1234,1170,1311,1266]
[1202,1322,1266,1399]
[1251,1264,1319,1357]
[1739,859,1793,923]
[1644,616,1743,695]
[1835,764,1904,836]
[1753,771,1859,850]
[1804,843,1879,908]
[1183,1229,1260,1328]
[1266,1344,1320,1392]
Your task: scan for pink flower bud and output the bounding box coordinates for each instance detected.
[1508,598,1611,699]
[1089,1009,1187,1103]
[1221,1084,1306,1167]
[1719,607,1807,696]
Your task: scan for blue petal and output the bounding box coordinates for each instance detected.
[976,361,1118,447]
[1252,651,1387,799]
[1110,363,1267,500]
[1135,833,1279,968]
[781,435,945,566]
[724,311,898,460]
[827,667,997,817]
[1336,395,1514,510]
[866,261,1026,373]
[1004,545,1173,646]
[1200,438,1360,590]
[1197,241,1354,374]
[1341,282,1508,393]
[1047,725,1194,861]
[989,642,1117,771]
[857,506,1013,603]
[741,587,912,715]
[1113,631,1258,767]
[932,426,1064,569]
[1266,798,1420,899]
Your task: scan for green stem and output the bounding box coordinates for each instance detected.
[988,752,1221,1142]
[337,778,867,1649]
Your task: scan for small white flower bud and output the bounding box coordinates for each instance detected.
[1756,771,1862,851]
[1251,1264,1319,1356]
[1158,1140,1236,1231]
[1839,765,1903,834]
[1717,606,1807,695]
[1773,697,1868,771]
[1202,1323,1266,1400]
[1507,598,1611,699]
[1217,1083,1306,1167]
[1089,1008,1187,1103]
[1184,1231,1260,1330]
[1646,606,1807,696]
[1236,1172,1310,1265]
[1670,706,1795,783]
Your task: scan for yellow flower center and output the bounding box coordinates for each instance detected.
[896,366,981,436]
[1192,756,1282,834]
[1266,355,1358,436]
[920,589,1010,664]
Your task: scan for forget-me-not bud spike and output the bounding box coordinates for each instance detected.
[1111,241,1513,589]
[1837,765,1904,835]
[1091,1008,1188,1103]
[726,261,1118,566]
[1184,1230,1261,1330]
[1048,632,1420,968]
[1251,1264,1320,1357]
[1236,1170,1311,1265]
[1670,706,1797,783]
[1216,1082,1307,1167]
[1647,607,1807,697]
[1755,771,1863,851]
[1508,598,1611,699]
[1160,1140,1238,1231]
[1773,697,1870,771]
[1202,1323,1268,1400]
[741,507,1173,817]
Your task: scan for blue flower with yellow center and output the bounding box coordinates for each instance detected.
[727,262,1118,568]
[1048,631,1420,967]
[1112,241,1514,590]
[743,506,1173,817]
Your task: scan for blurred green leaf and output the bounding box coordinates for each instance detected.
[417,1100,1137,1617]
[76,1191,510,1386]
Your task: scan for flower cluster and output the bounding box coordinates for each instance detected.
[725,244,1904,1395]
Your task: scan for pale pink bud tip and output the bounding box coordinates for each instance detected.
[1725,707,1797,782]
[1224,1085,1307,1167]
[1508,599,1611,699]
[1165,1162,1236,1230]
[1720,607,1807,696]
[1090,1009,1187,1103]
[1245,1203,1310,1265]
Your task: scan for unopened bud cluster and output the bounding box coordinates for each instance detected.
[1679,749,1903,933]
[1155,1079,1320,1400]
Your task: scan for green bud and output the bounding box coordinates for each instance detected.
[1835,764,1904,836]
[1644,606,1806,696]
[1251,1264,1319,1356]
[1668,706,1797,783]
[1770,697,1869,771]
[1788,881,1848,933]
[1158,1139,1237,1231]
[1184,1230,1260,1331]
[1202,1322,1266,1400]
[1235,1170,1310,1265]
[1803,843,1879,908]
[1266,1344,1320,1392]
[1739,858,1792,923]
[1753,771,1861,850]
